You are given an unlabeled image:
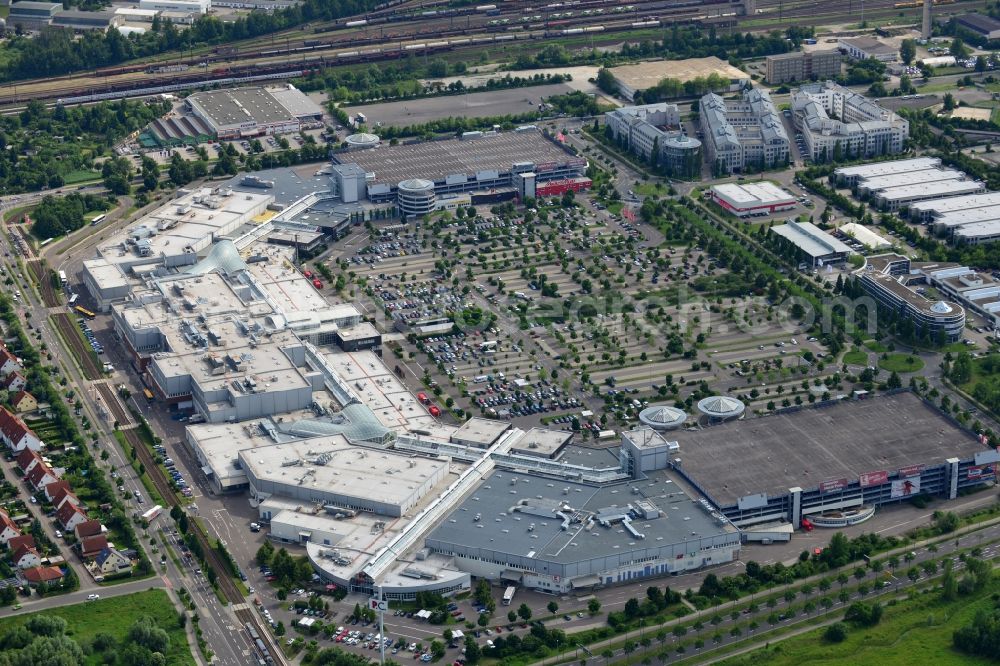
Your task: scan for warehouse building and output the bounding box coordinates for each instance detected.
[604,104,702,177]
[51,9,119,30]
[8,1,61,30]
[669,391,996,529]
[954,13,1000,41]
[855,168,968,198]
[332,129,587,215]
[700,88,789,174]
[610,57,750,101]
[770,220,853,266]
[837,36,898,62]
[186,85,323,140]
[856,254,966,340]
[710,182,797,217]
[837,222,892,250]
[872,179,986,212]
[765,49,842,84]
[910,191,1000,222]
[138,0,210,13]
[792,82,909,161]
[833,157,941,188]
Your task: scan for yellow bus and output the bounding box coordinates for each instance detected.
[73,305,96,319]
[143,388,154,401]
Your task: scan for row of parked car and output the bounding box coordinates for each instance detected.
[155,445,192,497]
[78,319,104,355]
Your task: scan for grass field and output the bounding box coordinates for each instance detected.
[715,583,1000,666]
[0,589,193,666]
[878,354,925,373]
[842,349,868,366]
[63,170,101,185]
[863,339,888,353]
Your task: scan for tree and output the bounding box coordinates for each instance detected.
[517,603,532,621]
[464,636,481,665]
[126,615,170,654]
[587,598,601,615]
[943,93,956,112]
[508,611,517,623]
[596,68,617,95]
[900,39,916,65]
[824,623,848,643]
[547,601,559,614]
[950,37,969,58]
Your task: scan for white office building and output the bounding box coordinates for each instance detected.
[700,88,789,174]
[792,81,908,162]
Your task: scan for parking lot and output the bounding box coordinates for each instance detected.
[317,180,842,432]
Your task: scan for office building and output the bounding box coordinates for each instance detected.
[770,221,853,266]
[700,88,789,174]
[765,50,842,84]
[838,36,898,62]
[791,81,909,161]
[604,103,702,177]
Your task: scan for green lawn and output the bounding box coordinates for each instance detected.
[633,182,668,196]
[878,354,925,373]
[0,589,193,666]
[716,584,999,666]
[863,339,888,353]
[63,170,101,185]
[842,349,868,366]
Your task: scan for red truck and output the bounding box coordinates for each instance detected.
[428,405,441,417]
[417,392,430,405]
[303,270,314,279]
[312,279,323,289]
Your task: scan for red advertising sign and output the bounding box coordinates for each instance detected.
[967,464,995,480]
[819,478,848,493]
[859,470,889,488]
[898,465,923,478]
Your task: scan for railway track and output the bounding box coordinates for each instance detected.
[28,259,58,308]
[51,312,103,380]
[112,402,285,664]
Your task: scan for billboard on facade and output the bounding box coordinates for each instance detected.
[819,478,848,493]
[859,470,888,488]
[890,477,921,498]
[967,464,995,480]
[898,464,923,478]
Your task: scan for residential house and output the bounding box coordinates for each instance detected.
[21,566,64,586]
[11,544,41,569]
[42,480,71,504]
[95,547,131,575]
[74,519,102,540]
[26,462,58,491]
[56,502,87,533]
[0,408,41,452]
[0,347,22,378]
[49,486,78,511]
[6,534,34,553]
[78,534,108,560]
[3,372,26,393]
[0,509,19,545]
[15,448,43,475]
[11,390,36,414]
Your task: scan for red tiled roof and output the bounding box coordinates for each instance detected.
[74,519,102,539]
[3,372,25,389]
[22,566,63,583]
[15,448,41,473]
[12,544,38,564]
[55,502,86,529]
[26,462,55,487]
[50,486,76,508]
[0,510,16,534]
[0,408,36,447]
[43,480,71,502]
[79,534,108,558]
[6,534,34,552]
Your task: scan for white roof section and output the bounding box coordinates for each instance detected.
[266,84,324,119]
[838,223,892,250]
[933,206,1000,231]
[857,168,966,193]
[953,220,1000,240]
[451,417,511,447]
[697,396,745,418]
[639,405,687,429]
[771,221,853,258]
[910,192,1000,216]
[712,182,795,206]
[835,157,941,180]
[876,179,985,202]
